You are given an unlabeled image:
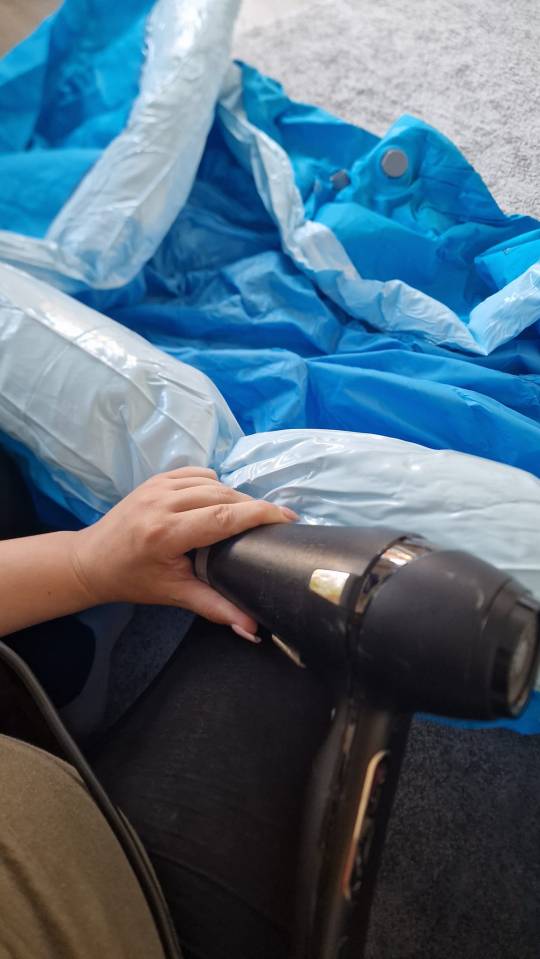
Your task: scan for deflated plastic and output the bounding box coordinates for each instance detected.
[0,3,538,353]
[0,0,240,290]
[0,263,241,523]
[218,66,540,356]
[1,0,540,729]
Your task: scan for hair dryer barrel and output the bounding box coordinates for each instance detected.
[196,524,539,720]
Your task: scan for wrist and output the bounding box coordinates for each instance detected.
[69,527,112,607]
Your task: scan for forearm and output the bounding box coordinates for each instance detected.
[0,468,296,640]
[0,531,94,637]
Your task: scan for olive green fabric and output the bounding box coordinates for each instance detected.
[0,734,166,959]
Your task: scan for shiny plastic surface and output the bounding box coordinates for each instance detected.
[0,264,241,523]
[0,0,240,289]
[221,429,540,630]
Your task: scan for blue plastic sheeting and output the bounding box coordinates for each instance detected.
[102,112,540,478]
[237,66,540,353]
[0,1,154,235]
[0,0,242,287]
[1,0,540,732]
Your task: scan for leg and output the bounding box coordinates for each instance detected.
[0,734,167,959]
[93,618,333,959]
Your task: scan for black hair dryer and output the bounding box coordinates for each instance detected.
[196,524,540,959]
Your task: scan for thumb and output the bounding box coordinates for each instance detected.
[178,578,259,639]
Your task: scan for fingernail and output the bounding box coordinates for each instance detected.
[280,507,300,521]
[231,624,261,644]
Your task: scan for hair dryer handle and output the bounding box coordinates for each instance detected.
[295,686,410,959]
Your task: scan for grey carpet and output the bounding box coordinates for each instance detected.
[367,721,540,959]
[109,3,540,956]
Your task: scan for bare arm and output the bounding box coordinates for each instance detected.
[0,531,92,636]
[0,467,297,640]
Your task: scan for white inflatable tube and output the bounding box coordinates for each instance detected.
[0,263,241,519]
[222,429,540,604]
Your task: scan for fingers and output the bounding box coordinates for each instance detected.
[165,476,223,492]
[167,484,252,512]
[177,578,259,636]
[172,499,298,552]
[141,467,219,493]
[160,467,218,482]
[147,470,249,504]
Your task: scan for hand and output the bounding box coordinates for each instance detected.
[70,467,298,639]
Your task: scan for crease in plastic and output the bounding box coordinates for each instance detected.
[0,0,240,290]
[0,263,242,516]
[218,65,540,356]
[0,10,537,354]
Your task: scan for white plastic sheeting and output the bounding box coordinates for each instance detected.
[222,429,540,600]
[0,263,241,520]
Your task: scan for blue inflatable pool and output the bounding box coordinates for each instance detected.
[0,0,538,731]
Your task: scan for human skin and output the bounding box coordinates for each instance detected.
[0,467,298,641]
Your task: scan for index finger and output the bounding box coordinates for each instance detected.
[172,500,298,551]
